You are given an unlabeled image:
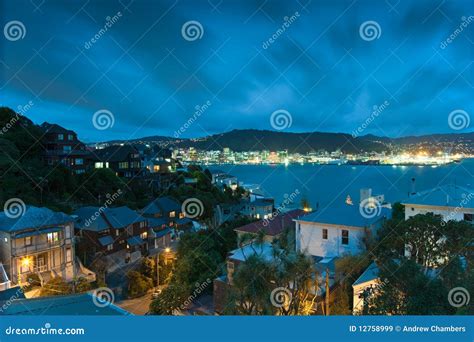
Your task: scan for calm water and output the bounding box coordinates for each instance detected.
[209,159,474,208]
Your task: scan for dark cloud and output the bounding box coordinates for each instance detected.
[1,0,472,142]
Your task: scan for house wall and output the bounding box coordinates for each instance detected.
[404,204,474,221]
[352,279,379,315]
[296,221,367,258]
[6,223,75,284]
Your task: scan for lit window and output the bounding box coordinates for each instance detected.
[140,232,148,239]
[341,230,349,245]
[47,232,59,243]
[95,162,104,168]
[25,236,32,246]
[107,244,113,251]
[169,211,176,218]
[118,162,129,169]
[75,158,83,165]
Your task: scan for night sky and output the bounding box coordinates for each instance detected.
[1,0,473,142]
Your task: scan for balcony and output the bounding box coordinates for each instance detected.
[12,240,65,257]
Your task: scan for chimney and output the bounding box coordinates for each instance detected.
[360,188,372,204]
[410,178,416,196]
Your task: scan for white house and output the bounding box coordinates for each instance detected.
[402,184,474,223]
[294,204,390,258]
[352,261,380,314]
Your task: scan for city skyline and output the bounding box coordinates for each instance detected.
[1,0,473,142]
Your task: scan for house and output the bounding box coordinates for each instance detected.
[73,206,149,265]
[92,145,142,178]
[234,209,307,242]
[213,172,238,190]
[213,241,275,314]
[41,122,90,174]
[401,184,474,223]
[0,206,77,286]
[351,261,380,314]
[141,197,184,227]
[147,217,172,251]
[240,198,275,220]
[213,241,337,315]
[294,204,390,258]
[0,293,130,315]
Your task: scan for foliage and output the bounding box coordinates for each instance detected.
[39,277,72,296]
[149,283,188,315]
[126,271,153,298]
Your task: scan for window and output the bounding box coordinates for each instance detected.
[464,213,473,222]
[153,165,160,172]
[116,230,120,237]
[169,211,176,218]
[107,244,113,251]
[75,158,83,165]
[47,232,59,244]
[140,232,148,239]
[95,162,104,168]
[63,145,71,152]
[25,236,32,246]
[67,134,73,140]
[341,230,349,245]
[58,134,64,140]
[118,162,129,169]
[322,229,328,240]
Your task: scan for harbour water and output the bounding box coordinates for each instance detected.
[208,159,474,209]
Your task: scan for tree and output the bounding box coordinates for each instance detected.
[149,283,188,315]
[127,271,153,298]
[40,277,72,296]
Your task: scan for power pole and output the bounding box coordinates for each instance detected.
[325,267,330,316]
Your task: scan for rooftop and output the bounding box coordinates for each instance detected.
[402,184,474,208]
[74,206,145,232]
[235,209,308,237]
[0,206,72,233]
[295,204,391,228]
[0,293,130,315]
[93,145,139,162]
[228,242,275,262]
[142,196,181,216]
[352,262,380,286]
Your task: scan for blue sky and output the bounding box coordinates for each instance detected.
[1,0,473,142]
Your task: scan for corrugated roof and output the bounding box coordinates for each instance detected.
[142,196,181,216]
[127,236,145,246]
[0,293,130,315]
[295,204,391,228]
[402,184,474,208]
[0,206,72,233]
[74,206,145,232]
[352,262,380,286]
[235,209,308,236]
[98,235,114,246]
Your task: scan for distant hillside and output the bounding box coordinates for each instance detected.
[175,129,386,153]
